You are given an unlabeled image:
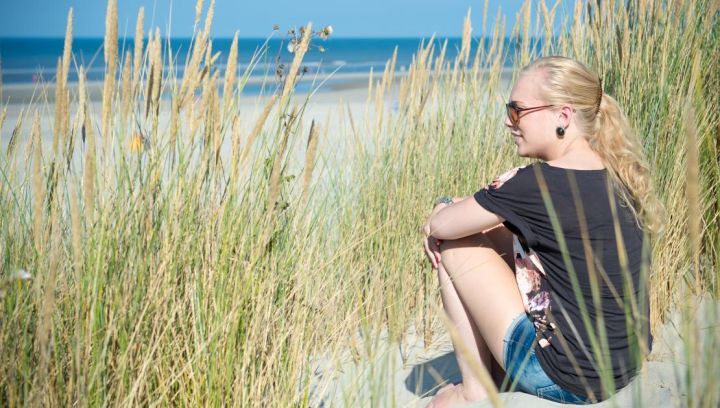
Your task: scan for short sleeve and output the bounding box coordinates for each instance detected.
[473,165,542,247]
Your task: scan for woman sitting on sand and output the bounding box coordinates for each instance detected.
[422,56,661,406]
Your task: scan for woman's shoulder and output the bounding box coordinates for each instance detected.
[486,164,538,191]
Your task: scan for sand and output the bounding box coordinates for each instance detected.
[0,75,385,185]
[309,295,719,407]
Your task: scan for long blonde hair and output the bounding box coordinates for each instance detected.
[522,56,664,235]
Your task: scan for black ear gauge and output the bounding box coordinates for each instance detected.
[556,126,565,138]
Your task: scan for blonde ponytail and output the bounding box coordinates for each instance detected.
[522,56,664,235]
[592,93,664,235]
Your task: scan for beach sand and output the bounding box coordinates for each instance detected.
[0,75,383,183]
[0,74,378,142]
[0,70,511,182]
[310,294,718,407]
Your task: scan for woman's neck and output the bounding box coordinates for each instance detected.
[544,137,605,170]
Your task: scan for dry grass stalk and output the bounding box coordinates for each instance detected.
[539,1,556,55]
[194,0,205,29]
[193,45,214,141]
[570,0,585,63]
[83,99,96,226]
[685,53,702,294]
[144,33,156,120]
[182,0,214,116]
[239,94,277,164]
[376,49,399,120]
[102,0,118,146]
[120,51,132,127]
[69,181,82,272]
[223,31,239,115]
[207,72,222,166]
[458,10,472,68]
[301,119,319,202]
[266,105,296,227]
[53,12,71,166]
[0,107,6,132]
[31,111,45,252]
[169,96,179,149]
[61,8,73,90]
[519,0,532,67]
[75,67,87,136]
[365,67,374,125]
[435,40,448,88]
[104,0,118,75]
[65,66,87,167]
[185,92,197,139]
[132,7,145,92]
[151,28,162,140]
[52,57,64,157]
[212,86,223,168]
[6,108,24,159]
[179,29,207,109]
[481,0,489,33]
[31,211,61,407]
[384,47,398,92]
[373,82,385,136]
[229,115,241,183]
[279,23,312,110]
[203,0,215,40]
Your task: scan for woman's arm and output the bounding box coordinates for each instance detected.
[425,196,505,240]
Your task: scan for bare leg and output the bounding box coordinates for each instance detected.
[427,226,524,406]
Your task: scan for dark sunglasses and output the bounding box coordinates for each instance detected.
[505,101,555,127]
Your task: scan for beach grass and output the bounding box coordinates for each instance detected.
[0,0,718,406]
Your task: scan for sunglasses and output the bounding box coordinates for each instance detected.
[505,101,555,127]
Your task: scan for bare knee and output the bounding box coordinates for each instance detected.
[439,233,498,274]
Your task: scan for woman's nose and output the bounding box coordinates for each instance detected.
[504,115,514,129]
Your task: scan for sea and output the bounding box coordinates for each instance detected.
[0,37,522,95]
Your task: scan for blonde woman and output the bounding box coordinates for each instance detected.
[422,56,661,406]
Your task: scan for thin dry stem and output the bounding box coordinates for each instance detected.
[239,94,277,164]
[223,31,239,115]
[229,115,242,183]
[194,0,205,30]
[0,107,6,132]
[31,111,44,252]
[301,119,319,202]
[102,0,118,146]
[169,96,179,148]
[69,181,82,272]
[83,100,96,226]
[279,23,312,110]
[133,7,145,92]
[7,108,25,160]
[120,51,132,127]
[52,57,64,157]
[151,28,162,140]
[61,8,73,90]
[267,106,297,214]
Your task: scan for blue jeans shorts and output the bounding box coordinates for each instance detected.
[502,312,592,404]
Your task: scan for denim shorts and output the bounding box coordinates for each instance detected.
[502,312,592,404]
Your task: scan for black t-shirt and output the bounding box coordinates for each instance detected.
[474,162,652,400]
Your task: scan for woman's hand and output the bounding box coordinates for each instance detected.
[423,231,443,269]
[423,203,449,269]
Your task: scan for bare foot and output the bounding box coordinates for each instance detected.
[426,383,470,408]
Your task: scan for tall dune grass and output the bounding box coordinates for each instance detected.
[0,0,718,406]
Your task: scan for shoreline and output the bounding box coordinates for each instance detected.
[0,68,514,106]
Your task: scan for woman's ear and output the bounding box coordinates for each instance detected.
[558,105,574,128]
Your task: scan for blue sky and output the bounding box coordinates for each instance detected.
[0,0,576,38]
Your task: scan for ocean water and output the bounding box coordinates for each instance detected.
[0,37,521,94]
